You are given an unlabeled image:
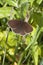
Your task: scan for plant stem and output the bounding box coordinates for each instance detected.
[25,25,39,51]
[2,28,9,65]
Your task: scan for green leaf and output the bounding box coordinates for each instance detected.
[34,47,38,65]
[0,32,4,41]
[33,12,43,27]
[18,0,28,4]
[0,0,3,5]
[29,0,34,6]
[8,32,17,47]
[5,0,18,7]
[0,7,16,18]
[37,0,42,4]
[33,45,38,65]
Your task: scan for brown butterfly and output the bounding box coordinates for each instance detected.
[8,19,33,35]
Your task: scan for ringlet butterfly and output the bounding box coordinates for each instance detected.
[8,19,33,35]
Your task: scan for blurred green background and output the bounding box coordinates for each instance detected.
[0,0,43,65]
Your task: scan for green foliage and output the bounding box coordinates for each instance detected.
[36,0,42,4]
[0,7,16,18]
[0,0,43,65]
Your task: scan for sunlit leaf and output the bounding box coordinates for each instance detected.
[5,0,18,7]
[29,0,34,6]
[0,7,16,18]
[37,0,42,4]
[0,32,4,41]
[33,45,38,65]
[8,32,17,46]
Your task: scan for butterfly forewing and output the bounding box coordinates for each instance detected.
[8,20,20,28]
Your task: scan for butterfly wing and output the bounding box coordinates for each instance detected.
[8,20,19,28]
[13,28,25,35]
[12,20,25,35]
[8,20,33,35]
[23,22,33,33]
[8,20,24,34]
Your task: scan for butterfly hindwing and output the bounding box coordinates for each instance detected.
[24,22,33,33]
